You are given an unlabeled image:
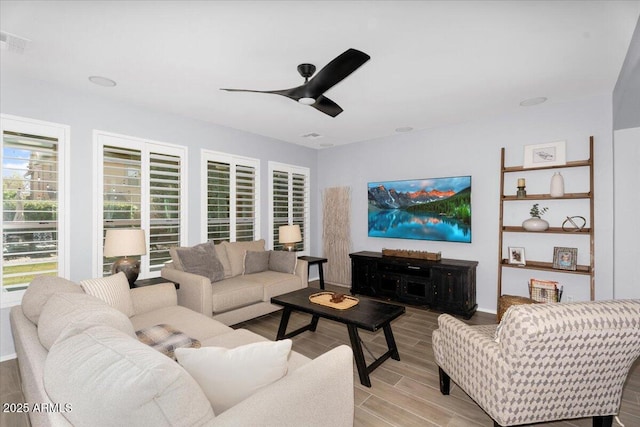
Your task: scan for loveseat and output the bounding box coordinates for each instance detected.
[161,239,309,325]
[433,299,640,427]
[10,273,354,427]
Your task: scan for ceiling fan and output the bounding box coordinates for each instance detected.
[221,48,370,117]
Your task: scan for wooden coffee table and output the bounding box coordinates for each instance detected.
[271,287,405,387]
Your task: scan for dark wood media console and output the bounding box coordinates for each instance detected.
[349,251,478,319]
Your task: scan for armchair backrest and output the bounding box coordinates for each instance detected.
[496,299,640,419]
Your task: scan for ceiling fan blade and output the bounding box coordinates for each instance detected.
[306,48,370,97]
[312,95,343,117]
[221,87,303,101]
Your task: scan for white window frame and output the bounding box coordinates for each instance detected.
[201,150,260,243]
[93,130,188,279]
[268,161,310,255]
[1,114,70,308]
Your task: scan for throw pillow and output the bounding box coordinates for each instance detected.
[244,251,270,274]
[175,241,224,282]
[175,339,292,414]
[21,275,83,325]
[269,251,298,274]
[136,324,201,359]
[38,292,135,350]
[80,272,135,317]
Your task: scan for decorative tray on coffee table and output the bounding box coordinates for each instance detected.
[309,292,359,310]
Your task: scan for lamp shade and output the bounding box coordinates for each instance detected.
[279,224,302,244]
[104,229,147,257]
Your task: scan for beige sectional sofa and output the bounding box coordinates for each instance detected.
[161,239,309,325]
[10,274,354,427]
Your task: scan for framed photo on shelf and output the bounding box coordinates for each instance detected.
[508,247,526,265]
[552,246,577,271]
[523,140,566,169]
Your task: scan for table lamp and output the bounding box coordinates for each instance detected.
[278,224,301,252]
[103,229,146,286]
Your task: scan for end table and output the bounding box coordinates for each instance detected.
[297,256,328,290]
[132,277,180,290]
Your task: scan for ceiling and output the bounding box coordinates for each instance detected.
[1,1,639,149]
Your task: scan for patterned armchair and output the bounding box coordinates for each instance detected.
[432,300,640,427]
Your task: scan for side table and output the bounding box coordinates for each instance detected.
[132,277,180,290]
[297,256,328,290]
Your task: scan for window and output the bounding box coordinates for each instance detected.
[202,151,260,243]
[1,115,69,307]
[95,131,187,278]
[269,162,310,254]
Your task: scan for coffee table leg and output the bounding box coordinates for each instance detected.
[309,314,319,332]
[383,323,400,361]
[276,307,292,340]
[347,324,371,387]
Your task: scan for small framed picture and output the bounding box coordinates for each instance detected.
[553,247,577,271]
[508,247,526,265]
[523,140,566,168]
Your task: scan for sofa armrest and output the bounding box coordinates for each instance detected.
[130,283,177,316]
[161,266,213,317]
[295,258,308,285]
[212,345,354,427]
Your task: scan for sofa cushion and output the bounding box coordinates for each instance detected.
[241,271,305,301]
[175,339,292,414]
[130,305,233,341]
[44,325,215,424]
[38,292,135,350]
[214,242,233,278]
[244,251,270,274]
[175,241,224,282]
[269,250,298,274]
[21,275,83,325]
[210,277,264,313]
[222,239,265,277]
[136,324,201,359]
[80,272,135,317]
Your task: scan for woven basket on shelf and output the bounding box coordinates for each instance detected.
[497,295,540,322]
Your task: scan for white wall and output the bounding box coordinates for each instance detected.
[0,70,319,359]
[613,127,640,300]
[317,95,615,313]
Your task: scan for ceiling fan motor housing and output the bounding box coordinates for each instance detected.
[297,63,316,80]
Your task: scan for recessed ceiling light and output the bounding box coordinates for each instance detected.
[395,126,413,133]
[89,76,117,87]
[519,97,547,107]
[319,142,334,148]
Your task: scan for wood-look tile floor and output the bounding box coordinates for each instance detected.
[1,282,638,427]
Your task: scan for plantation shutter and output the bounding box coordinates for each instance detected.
[2,130,61,291]
[204,153,259,244]
[270,164,309,253]
[149,151,181,271]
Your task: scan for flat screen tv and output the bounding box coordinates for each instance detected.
[368,175,471,243]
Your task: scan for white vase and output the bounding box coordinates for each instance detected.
[522,217,549,231]
[550,172,565,197]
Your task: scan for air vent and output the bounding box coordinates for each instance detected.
[301,132,323,139]
[0,31,29,53]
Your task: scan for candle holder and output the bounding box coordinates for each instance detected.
[517,186,527,198]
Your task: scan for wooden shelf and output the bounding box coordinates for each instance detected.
[500,259,591,275]
[502,192,591,201]
[502,226,591,234]
[502,159,591,173]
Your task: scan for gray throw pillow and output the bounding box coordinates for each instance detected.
[268,251,297,274]
[244,251,270,274]
[176,242,224,282]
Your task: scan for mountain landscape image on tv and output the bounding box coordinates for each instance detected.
[368,176,471,243]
